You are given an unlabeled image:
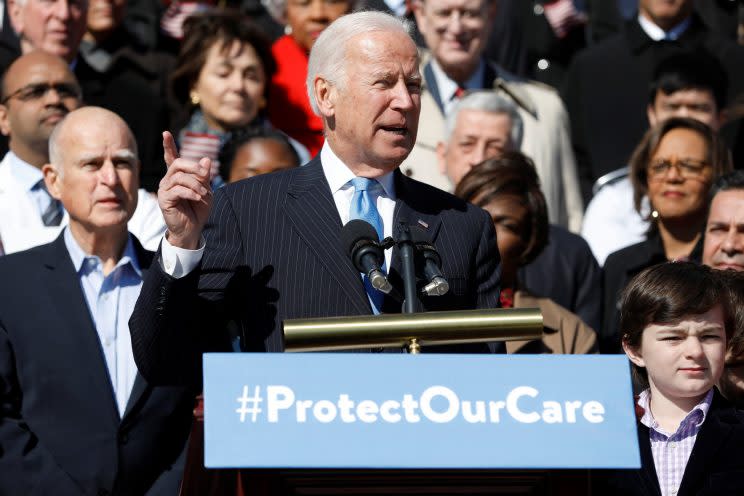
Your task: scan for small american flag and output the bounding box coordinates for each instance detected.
[160,1,211,40]
[179,131,221,180]
[543,0,587,39]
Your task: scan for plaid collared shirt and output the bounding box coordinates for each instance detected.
[637,389,713,496]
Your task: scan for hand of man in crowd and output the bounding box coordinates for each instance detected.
[158,131,213,250]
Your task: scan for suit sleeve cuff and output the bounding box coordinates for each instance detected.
[160,234,205,278]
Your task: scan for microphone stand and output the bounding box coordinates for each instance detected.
[395,221,421,353]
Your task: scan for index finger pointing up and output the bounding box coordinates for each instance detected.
[163,131,179,169]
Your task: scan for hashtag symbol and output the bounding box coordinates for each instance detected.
[235,385,263,423]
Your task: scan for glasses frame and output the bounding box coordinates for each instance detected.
[0,82,82,105]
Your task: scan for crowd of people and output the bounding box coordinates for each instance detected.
[0,0,744,494]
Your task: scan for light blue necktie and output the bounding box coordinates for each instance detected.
[349,177,385,313]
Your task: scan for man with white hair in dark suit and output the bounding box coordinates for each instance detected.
[129,11,503,389]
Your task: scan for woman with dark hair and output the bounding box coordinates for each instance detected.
[218,126,301,183]
[601,117,733,353]
[170,9,306,187]
[596,261,744,495]
[455,152,597,354]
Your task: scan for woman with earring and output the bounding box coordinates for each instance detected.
[170,9,307,188]
[264,0,354,156]
[600,118,732,354]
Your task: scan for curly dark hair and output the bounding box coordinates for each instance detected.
[170,9,276,108]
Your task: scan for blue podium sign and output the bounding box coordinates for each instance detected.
[203,353,639,469]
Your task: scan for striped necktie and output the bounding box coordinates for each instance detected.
[37,180,63,227]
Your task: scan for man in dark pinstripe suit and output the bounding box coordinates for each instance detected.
[129,11,502,389]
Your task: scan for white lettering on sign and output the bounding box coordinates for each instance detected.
[245,385,606,426]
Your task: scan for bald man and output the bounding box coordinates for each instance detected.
[0,51,166,255]
[0,107,194,495]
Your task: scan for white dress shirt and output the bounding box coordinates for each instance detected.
[162,142,398,277]
[637,14,691,41]
[6,152,56,219]
[0,151,166,254]
[429,58,485,116]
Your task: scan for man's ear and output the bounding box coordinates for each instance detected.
[314,76,336,119]
[411,0,427,35]
[436,141,447,175]
[717,109,727,129]
[42,164,63,200]
[622,339,645,368]
[0,105,10,137]
[7,0,25,36]
[646,104,658,127]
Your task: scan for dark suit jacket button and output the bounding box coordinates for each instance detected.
[119,432,129,444]
[98,489,109,496]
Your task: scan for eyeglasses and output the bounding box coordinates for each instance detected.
[648,158,710,179]
[1,82,82,105]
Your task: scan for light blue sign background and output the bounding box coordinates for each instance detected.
[203,353,639,469]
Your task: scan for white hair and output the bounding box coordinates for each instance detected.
[305,11,413,116]
[444,91,524,149]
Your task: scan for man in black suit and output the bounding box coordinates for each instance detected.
[129,11,502,388]
[0,107,194,495]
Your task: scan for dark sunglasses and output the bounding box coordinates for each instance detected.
[1,82,82,105]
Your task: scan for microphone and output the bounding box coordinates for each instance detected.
[341,219,393,294]
[410,227,450,296]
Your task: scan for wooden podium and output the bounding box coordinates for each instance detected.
[180,395,592,495]
[179,309,598,495]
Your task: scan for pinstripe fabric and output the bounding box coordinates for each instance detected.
[130,157,501,387]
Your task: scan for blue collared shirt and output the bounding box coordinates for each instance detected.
[64,228,142,417]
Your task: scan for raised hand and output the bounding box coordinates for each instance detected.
[158,131,213,249]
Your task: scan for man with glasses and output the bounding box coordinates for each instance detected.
[400,0,583,233]
[0,51,79,255]
[0,51,165,254]
[3,0,170,190]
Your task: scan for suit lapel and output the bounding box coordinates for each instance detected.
[677,395,733,495]
[636,423,663,496]
[43,235,120,425]
[382,173,443,312]
[284,159,371,314]
[122,240,155,422]
[389,172,442,276]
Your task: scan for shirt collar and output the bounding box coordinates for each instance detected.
[63,227,142,278]
[320,141,396,199]
[638,388,713,432]
[637,13,692,41]
[429,57,485,102]
[7,151,44,192]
